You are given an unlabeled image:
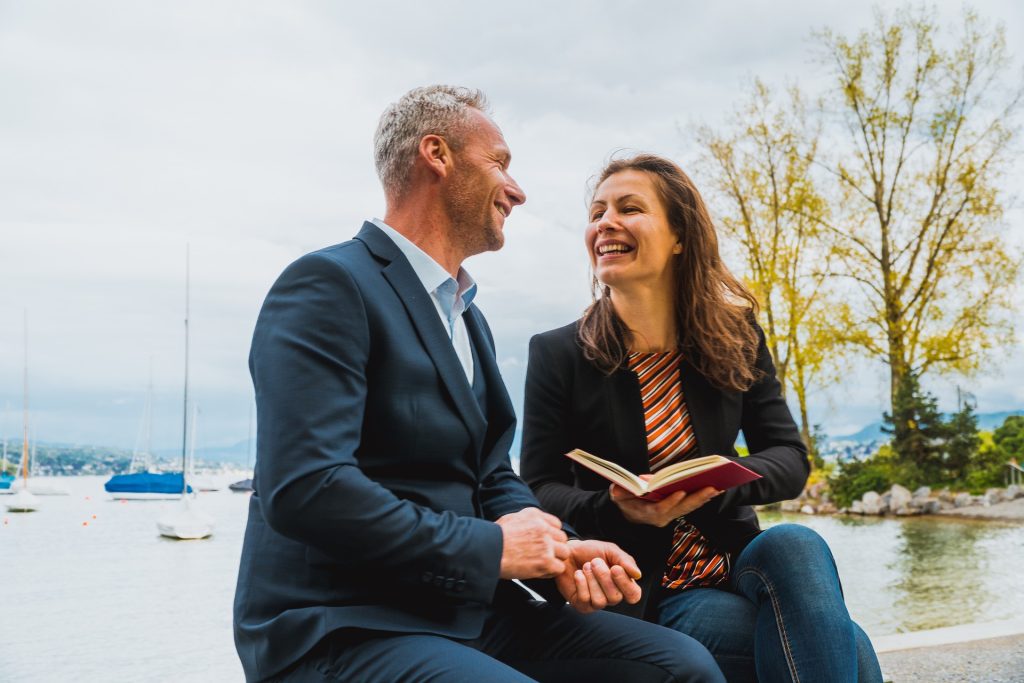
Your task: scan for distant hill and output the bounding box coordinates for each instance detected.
[832,410,1024,444]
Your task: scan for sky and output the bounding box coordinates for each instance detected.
[1,0,1022,452]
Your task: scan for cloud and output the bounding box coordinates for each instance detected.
[1,0,1021,448]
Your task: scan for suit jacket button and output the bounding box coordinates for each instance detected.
[421,571,433,584]
[444,577,455,590]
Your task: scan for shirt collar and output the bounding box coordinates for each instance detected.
[371,218,478,312]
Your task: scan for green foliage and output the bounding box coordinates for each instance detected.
[882,373,948,480]
[945,401,980,480]
[828,445,917,507]
[962,432,1009,492]
[993,415,1024,457]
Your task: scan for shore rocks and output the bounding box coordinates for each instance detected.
[772,483,1023,518]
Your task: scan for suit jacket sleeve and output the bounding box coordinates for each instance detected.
[250,252,503,604]
[712,323,809,510]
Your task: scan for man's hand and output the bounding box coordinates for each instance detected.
[496,507,570,580]
[610,476,721,528]
[554,539,643,613]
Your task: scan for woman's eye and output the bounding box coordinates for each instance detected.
[590,211,604,221]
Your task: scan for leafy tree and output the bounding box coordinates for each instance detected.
[813,6,1022,411]
[993,415,1024,458]
[696,80,845,456]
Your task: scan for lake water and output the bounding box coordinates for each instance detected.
[2,476,1023,682]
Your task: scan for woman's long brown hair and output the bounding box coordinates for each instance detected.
[578,153,762,393]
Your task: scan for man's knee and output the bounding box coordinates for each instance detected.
[649,629,726,683]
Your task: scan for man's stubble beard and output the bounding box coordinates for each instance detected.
[444,166,503,260]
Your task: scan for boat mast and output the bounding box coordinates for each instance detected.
[21,310,29,483]
[181,245,190,496]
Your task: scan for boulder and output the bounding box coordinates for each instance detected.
[850,500,864,514]
[800,504,815,515]
[894,505,919,516]
[861,491,883,515]
[937,487,955,503]
[913,486,932,499]
[780,500,802,513]
[1007,484,1022,500]
[817,502,838,514]
[983,488,1003,506]
[919,498,942,514]
[890,484,913,510]
[954,492,973,508]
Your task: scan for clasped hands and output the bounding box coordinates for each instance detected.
[496,507,641,613]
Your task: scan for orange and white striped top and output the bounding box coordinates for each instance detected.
[627,351,730,591]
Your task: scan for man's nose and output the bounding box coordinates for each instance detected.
[506,176,526,207]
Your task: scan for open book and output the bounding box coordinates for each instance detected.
[565,449,762,501]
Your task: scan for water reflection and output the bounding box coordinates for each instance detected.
[759,511,1024,635]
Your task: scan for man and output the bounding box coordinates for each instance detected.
[234,85,722,682]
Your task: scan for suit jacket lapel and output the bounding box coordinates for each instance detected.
[464,307,513,425]
[355,223,486,453]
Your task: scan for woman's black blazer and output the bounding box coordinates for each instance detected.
[520,320,809,619]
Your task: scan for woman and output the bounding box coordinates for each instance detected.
[520,153,882,682]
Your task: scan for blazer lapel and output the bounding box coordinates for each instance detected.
[355,223,486,453]
[463,307,513,425]
[606,367,651,474]
[679,356,714,458]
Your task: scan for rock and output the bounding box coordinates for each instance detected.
[817,502,838,514]
[800,504,815,515]
[862,491,883,515]
[984,488,1002,506]
[850,500,864,514]
[890,484,913,510]
[780,500,802,513]
[938,487,955,503]
[895,506,919,516]
[913,486,931,499]
[1007,484,1022,500]
[919,499,942,514]
[954,492,973,508]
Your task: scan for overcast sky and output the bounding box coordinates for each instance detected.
[1,0,1022,452]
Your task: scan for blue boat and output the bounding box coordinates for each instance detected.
[104,373,192,500]
[0,471,13,490]
[105,471,192,499]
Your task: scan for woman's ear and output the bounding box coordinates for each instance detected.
[672,243,683,255]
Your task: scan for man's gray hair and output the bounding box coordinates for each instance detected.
[374,85,490,199]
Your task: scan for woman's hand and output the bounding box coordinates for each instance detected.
[609,476,722,527]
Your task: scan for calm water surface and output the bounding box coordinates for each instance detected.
[2,476,1022,682]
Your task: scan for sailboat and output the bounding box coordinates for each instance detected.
[0,433,14,492]
[104,368,190,500]
[156,245,214,540]
[7,312,39,513]
[25,427,69,496]
[229,402,254,493]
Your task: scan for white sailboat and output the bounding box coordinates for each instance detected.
[26,427,69,496]
[157,245,214,540]
[7,312,39,513]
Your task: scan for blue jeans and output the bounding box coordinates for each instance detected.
[657,524,882,683]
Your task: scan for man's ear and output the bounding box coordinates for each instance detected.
[418,134,452,179]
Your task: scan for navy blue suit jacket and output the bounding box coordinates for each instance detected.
[234,223,544,681]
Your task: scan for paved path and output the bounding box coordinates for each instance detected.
[873,619,1024,682]
[878,633,1024,682]
[938,497,1024,521]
